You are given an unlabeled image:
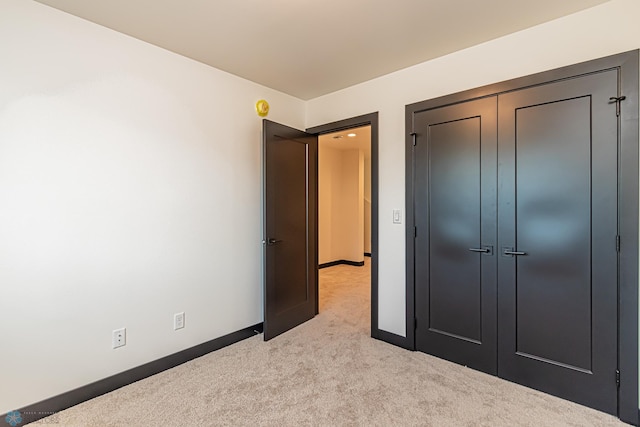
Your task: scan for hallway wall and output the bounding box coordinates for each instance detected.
[318,146,365,265]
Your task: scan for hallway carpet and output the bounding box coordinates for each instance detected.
[40,260,623,426]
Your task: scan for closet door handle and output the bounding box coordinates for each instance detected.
[503,247,527,257]
[468,246,493,255]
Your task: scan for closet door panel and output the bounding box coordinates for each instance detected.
[497,70,618,414]
[515,98,592,369]
[414,96,498,374]
[428,117,482,341]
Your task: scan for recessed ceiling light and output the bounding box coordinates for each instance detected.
[347,133,357,137]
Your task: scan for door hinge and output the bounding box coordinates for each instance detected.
[616,369,620,387]
[410,132,417,146]
[610,96,626,117]
[414,226,417,238]
[616,235,621,252]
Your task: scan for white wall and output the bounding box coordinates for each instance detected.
[318,146,365,264]
[0,0,305,413]
[306,0,640,336]
[318,145,339,264]
[353,149,365,263]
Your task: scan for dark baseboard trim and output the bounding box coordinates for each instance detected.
[364,253,372,257]
[318,260,365,269]
[371,328,413,351]
[3,323,263,426]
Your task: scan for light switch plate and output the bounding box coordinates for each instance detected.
[393,209,402,224]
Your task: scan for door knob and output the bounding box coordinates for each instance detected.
[502,247,527,257]
[267,238,282,245]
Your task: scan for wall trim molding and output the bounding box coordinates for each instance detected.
[319,259,365,269]
[3,323,263,426]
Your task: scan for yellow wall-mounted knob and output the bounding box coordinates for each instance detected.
[256,99,270,117]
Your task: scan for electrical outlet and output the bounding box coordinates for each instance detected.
[174,312,185,330]
[112,328,126,349]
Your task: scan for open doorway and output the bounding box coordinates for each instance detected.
[317,126,372,317]
[262,113,378,341]
[318,125,371,268]
[307,112,379,338]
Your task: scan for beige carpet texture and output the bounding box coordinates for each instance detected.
[36,260,625,426]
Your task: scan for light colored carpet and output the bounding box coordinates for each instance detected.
[37,260,625,426]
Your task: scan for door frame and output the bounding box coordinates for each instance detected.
[307,112,382,338]
[405,50,638,424]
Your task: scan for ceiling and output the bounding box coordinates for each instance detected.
[320,126,371,157]
[34,0,609,100]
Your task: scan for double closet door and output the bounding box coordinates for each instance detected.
[412,69,619,414]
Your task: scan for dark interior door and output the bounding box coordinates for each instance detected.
[263,120,317,341]
[497,70,618,413]
[414,97,498,374]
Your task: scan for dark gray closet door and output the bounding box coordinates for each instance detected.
[497,70,618,414]
[414,97,498,374]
